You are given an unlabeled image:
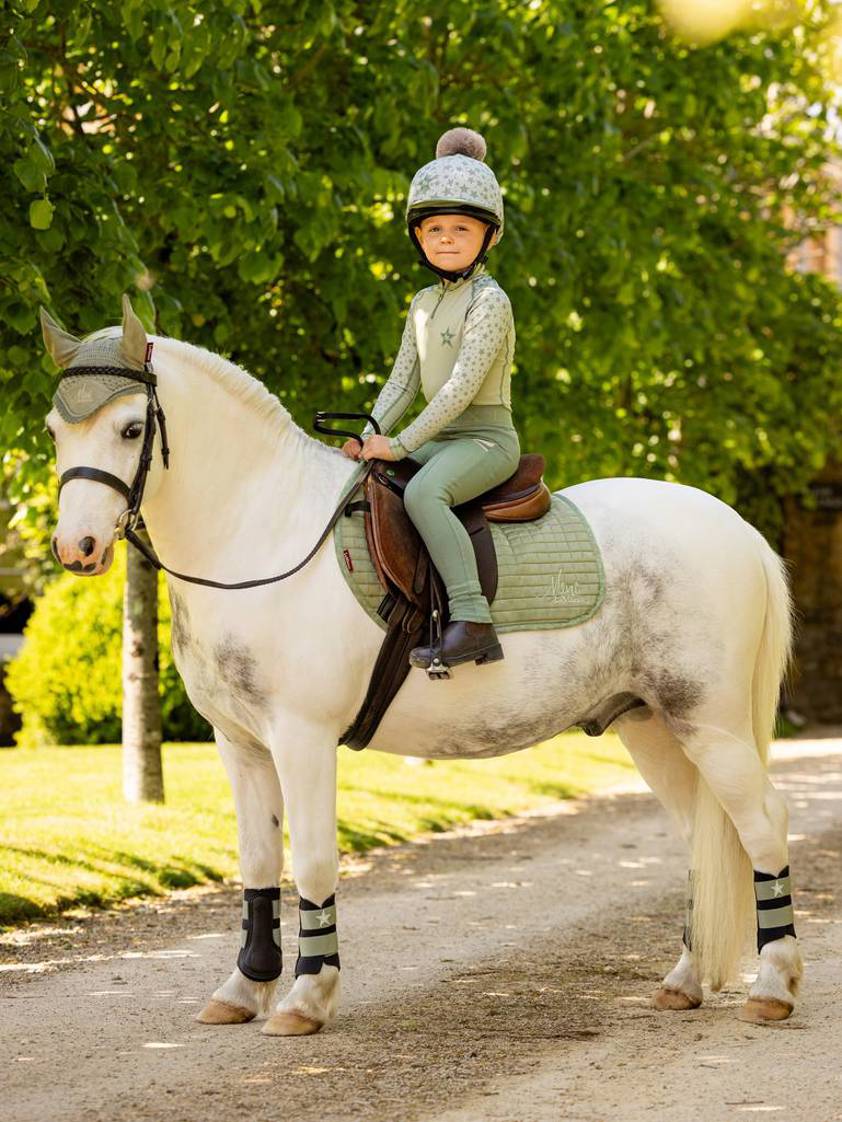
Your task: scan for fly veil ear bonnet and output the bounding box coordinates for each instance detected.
[406,127,505,283]
[42,295,156,423]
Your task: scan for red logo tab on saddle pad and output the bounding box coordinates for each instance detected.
[343,549,354,573]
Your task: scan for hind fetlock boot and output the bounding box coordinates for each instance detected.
[410,620,504,670]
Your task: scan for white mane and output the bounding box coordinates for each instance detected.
[84,325,350,464]
[152,334,292,430]
[86,327,342,456]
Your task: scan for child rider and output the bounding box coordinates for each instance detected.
[342,127,521,671]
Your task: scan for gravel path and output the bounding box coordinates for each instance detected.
[2,739,841,1122]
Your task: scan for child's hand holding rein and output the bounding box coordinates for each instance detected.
[340,435,398,461]
[360,435,398,461]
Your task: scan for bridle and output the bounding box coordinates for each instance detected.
[56,352,377,590]
[57,357,170,541]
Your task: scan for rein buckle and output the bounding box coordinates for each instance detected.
[115,508,140,540]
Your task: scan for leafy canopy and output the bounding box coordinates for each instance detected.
[1,0,841,549]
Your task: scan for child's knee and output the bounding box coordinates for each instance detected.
[403,475,423,519]
[404,475,449,520]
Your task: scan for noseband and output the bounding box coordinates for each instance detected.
[56,357,378,591]
[57,356,170,541]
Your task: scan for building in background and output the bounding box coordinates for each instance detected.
[784,168,842,724]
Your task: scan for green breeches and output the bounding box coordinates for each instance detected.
[402,405,521,624]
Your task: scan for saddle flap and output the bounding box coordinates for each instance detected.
[364,468,427,610]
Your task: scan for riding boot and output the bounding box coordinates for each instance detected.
[410,620,504,670]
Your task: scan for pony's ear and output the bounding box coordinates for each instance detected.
[40,307,81,369]
[120,293,148,368]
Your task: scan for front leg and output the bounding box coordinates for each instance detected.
[263,715,341,1037]
[196,732,284,1025]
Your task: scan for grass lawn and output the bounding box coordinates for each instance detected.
[0,732,634,928]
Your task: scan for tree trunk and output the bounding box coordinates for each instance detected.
[122,534,164,803]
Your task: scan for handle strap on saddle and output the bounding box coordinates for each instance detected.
[314,411,381,447]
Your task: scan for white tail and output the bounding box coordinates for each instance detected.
[689,532,795,988]
[749,536,795,768]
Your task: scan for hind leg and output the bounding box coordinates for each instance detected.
[679,712,802,1021]
[613,710,703,1011]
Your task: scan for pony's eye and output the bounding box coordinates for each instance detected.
[45,425,55,442]
[121,422,144,440]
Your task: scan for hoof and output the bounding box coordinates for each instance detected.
[261,1010,323,1037]
[653,986,701,1011]
[195,999,255,1025]
[738,997,793,1024]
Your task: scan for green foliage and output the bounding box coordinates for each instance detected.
[1,448,57,594]
[0,0,840,548]
[5,543,211,745]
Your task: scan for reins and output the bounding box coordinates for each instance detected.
[56,352,378,590]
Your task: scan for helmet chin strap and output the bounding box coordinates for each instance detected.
[414,223,497,283]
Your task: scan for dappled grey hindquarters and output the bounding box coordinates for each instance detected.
[2,743,841,1122]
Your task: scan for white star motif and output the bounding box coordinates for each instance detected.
[772,881,785,898]
[317,909,332,928]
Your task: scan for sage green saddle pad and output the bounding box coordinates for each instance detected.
[333,484,605,633]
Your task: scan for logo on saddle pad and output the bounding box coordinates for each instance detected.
[549,571,583,605]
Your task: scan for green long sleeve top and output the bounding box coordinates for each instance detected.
[362,263,515,459]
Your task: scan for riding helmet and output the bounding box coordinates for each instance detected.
[406,128,504,281]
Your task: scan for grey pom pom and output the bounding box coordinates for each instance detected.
[435,127,487,162]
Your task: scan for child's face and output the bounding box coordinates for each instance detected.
[415,214,497,272]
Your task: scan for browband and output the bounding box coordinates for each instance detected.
[61,365,158,386]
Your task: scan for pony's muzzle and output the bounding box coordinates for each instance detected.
[52,530,114,575]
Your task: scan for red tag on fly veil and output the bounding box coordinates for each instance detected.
[145,341,154,365]
[343,549,354,573]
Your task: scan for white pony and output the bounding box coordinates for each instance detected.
[45,302,802,1035]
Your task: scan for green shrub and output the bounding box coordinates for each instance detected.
[6,544,211,746]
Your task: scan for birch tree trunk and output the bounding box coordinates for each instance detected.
[122,535,164,803]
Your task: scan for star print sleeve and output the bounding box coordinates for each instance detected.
[391,286,513,455]
[361,294,421,445]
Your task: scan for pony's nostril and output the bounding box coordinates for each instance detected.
[79,536,96,557]
[51,535,60,562]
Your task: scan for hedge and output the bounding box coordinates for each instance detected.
[6,544,210,745]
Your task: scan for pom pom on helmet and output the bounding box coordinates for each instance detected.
[435,127,487,163]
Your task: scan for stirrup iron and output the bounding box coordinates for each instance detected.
[424,606,453,680]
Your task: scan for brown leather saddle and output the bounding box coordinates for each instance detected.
[364,453,551,613]
[340,454,552,750]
